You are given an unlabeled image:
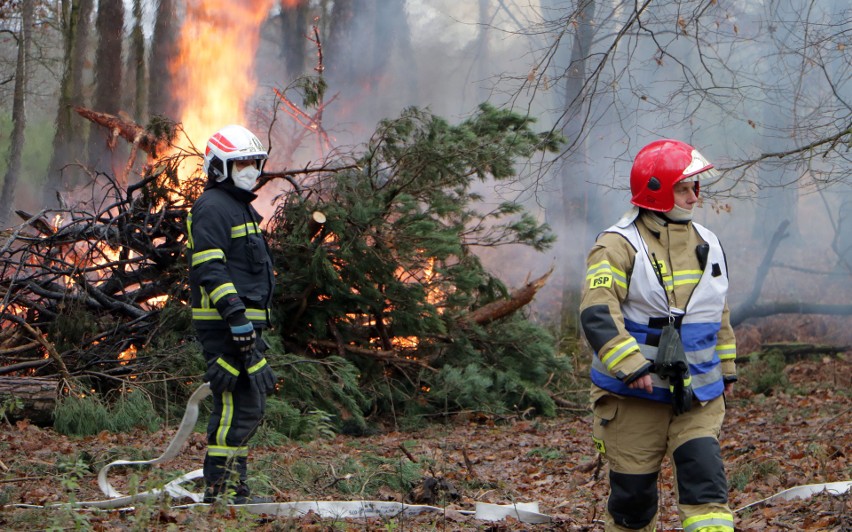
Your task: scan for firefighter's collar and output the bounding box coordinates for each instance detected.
[615,206,640,228]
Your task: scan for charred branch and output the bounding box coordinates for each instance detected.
[74,107,173,158]
[1,148,190,388]
[309,339,438,372]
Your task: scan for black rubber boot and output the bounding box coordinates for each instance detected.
[202,482,225,504]
[232,482,273,504]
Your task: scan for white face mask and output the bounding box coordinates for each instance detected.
[231,165,260,191]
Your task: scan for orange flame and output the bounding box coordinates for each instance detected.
[171,0,274,180]
[118,344,137,365]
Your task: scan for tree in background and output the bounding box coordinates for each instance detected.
[0,0,33,226]
[505,0,850,331]
[42,0,94,206]
[126,0,146,122]
[148,0,179,122]
[85,0,124,179]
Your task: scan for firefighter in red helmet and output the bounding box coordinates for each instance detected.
[187,125,277,504]
[579,139,736,531]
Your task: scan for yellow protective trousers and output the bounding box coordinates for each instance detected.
[592,394,734,532]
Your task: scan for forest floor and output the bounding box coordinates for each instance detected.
[0,353,849,531]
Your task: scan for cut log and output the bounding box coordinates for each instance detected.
[466,268,553,325]
[307,210,327,239]
[0,377,58,425]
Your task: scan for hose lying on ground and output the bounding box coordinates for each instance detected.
[11,383,552,524]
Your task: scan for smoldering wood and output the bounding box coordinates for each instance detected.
[0,119,188,394]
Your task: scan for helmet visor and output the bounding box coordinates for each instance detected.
[691,165,720,186]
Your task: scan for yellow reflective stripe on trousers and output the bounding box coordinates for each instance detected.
[207,445,249,458]
[715,343,736,360]
[682,512,734,532]
[186,213,194,249]
[601,336,640,370]
[191,248,226,267]
[215,392,234,447]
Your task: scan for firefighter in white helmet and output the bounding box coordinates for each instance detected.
[186,124,277,504]
[579,139,737,531]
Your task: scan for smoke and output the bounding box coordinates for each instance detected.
[7,0,847,337]
[243,1,850,336]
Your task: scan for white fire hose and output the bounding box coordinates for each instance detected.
[11,382,849,525]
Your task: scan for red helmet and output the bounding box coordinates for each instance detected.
[203,125,268,182]
[629,139,718,212]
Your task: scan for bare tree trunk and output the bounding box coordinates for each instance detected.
[473,0,491,104]
[326,0,408,120]
[0,0,33,227]
[86,0,125,181]
[754,1,807,243]
[327,0,357,84]
[541,0,597,333]
[128,0,147,122]
[149,0,179,121]
[43,0,94,207]
[279,0,310,79]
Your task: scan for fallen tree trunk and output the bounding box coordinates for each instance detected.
[734,302,852,323]
[760,342,850,360]
[0,377,58,425]
[730,220,852,326]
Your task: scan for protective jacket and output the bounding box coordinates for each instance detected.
[581,208,736,403]
[187,183,274,341]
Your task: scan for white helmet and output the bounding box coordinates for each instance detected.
[202,125,268,182]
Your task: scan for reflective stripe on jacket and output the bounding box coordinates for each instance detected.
[187,186,274,331]
[590,219,727,402]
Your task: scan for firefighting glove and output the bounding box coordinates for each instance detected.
[246,349,277,395]
[227,313,256,355]
[204,354,243,394]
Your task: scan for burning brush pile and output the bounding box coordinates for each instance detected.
[0,115,201,419]
[0,103,571,432]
